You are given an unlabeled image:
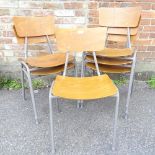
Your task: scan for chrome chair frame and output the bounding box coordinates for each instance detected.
[49,48,120,153]
[20,35,54,124]
[85,27,136,119]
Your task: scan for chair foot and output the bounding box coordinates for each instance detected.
[122,112,128,120]
[35,119,39,125]
[125,113,128,120]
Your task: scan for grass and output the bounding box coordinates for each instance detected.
[0,77,22,90]
[0,76,47,90]
[32,79,47,90]
[147,76,155,89]
[113,76,128,86]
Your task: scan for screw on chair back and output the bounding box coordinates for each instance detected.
[13,16,55,57]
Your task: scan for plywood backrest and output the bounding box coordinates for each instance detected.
[99,7,141,28]
[13,26,52,44]
[107,34,137,43]
[107,27,139,36]
[13,16,55,37]
[55,27,107,52]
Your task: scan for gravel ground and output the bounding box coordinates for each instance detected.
[0,81,155,155]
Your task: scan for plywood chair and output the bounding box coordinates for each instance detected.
[49,27,120,153]
[85,7,141,119]
[13,16,74,124]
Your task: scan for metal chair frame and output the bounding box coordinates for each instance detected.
[20,35,54,124]
[49,28,120,153]
[85,27,137,119]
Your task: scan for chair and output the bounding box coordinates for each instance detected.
[13,16,74,124]
[49,27,120,153]
[85,7,141,118]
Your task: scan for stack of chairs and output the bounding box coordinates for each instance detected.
[85,7,141,118]
[12,6,141,153]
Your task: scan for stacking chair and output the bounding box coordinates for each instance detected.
[13,16,74,124]
[49,27,120,153]
[85,7,141,118]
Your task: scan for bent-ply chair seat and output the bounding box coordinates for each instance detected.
[52,74,117,100]
[86,63,131,73]
[31,63,74,75]
[86,55,132,65]
[96,48,133,57]
[26,53,74,68]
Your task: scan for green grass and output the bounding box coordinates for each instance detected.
[0,76,47,90]
[147,76,155,89]
[32,79,47,90]
[113,76,128,86]
[0,77,22,90]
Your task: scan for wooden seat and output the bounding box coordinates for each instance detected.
[32,63,74,75]
[95,48,133,58]
[26,53,74,68]
[52,74,117,100]
[86,63,131,73]
[86,55,132,65]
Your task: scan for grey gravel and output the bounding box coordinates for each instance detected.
[0,81,155,155]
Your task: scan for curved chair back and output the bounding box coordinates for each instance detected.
[13,16,55,38]
[55,27,107,53]
[13,16,55,57]
[13,26,53,44]
[99,7,141,43]
[55,27,107,76]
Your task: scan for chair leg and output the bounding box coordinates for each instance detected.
[27,72,38,124]
[77,100,81,108]
[49,95,55,154]
[56,98,61,113]
[125,56,136,119]
[21,65,26,100]
[81,52,85,77]
[74,62,78,77]
[130,72,135,96]
[80,100,84,108]
[112,92,119,151]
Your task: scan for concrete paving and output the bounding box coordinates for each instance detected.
[0,81,155,155]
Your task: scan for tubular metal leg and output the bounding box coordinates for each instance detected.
[80,53,85,108]
[79,100,84,108]
[21,64,26,100]
[112,92,119,151]
[56,98,61,113]
[125,56,136,119]
[27,72,38,124]
[49,95,55,154]
[77,100,81,108]
[74,59,78,77]
[81,52,85,77]
[130,72,135,96]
